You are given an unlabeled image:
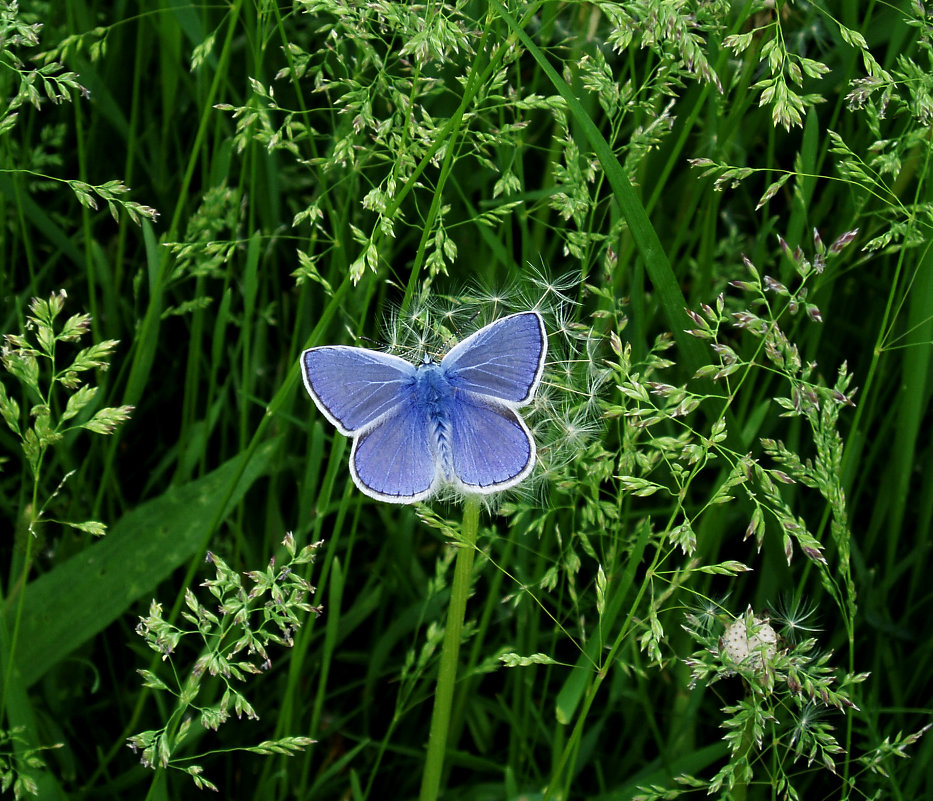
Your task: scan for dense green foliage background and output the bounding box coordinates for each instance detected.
[1,1,931,799]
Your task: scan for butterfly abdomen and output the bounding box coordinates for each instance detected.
[414,363,458,483]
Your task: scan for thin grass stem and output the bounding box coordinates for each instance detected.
[419,496,480,801]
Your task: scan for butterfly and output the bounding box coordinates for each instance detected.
[300,311,547,503]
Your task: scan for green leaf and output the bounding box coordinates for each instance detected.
[3,350,40,395]
[0,381,22,435]
[137,669,170,692]
[69,340,119,372]
[79,405,133,434]
[35,322,56,358]
[61,384,97,422]
[499,652,559,667]
[22,428,41,476]
[595,565,607,617]
[64,520,107,537]
[57,313,91,342]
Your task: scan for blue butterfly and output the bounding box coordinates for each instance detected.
[300,311,547,503]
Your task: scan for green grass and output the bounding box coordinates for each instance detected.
[1,1,932,799]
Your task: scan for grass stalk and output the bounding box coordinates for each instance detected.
[418,497,480,801]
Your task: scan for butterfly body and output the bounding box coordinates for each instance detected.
[413,363,457,481]
[301,311,547,503]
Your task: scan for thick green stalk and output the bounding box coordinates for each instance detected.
[418,497,480,801]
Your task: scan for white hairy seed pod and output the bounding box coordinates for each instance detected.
[721,612,777,671]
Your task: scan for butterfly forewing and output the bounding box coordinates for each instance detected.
[442,312,546,404]
[447,393,535,492]
[301,346,417,434]
[351,402,438,502]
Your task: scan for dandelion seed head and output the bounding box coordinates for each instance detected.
[339,269,606,504]
[685,594,730,635]
[720,609,778,677]
[771,594,821,643]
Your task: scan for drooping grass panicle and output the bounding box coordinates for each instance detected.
[128,535,323,791]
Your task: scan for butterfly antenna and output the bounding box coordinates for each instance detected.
[438,306,481,353]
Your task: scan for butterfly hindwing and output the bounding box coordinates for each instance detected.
[442,311,546,404]
[447,392,535,492]
[350,401,438,502]
[301,346,417,434]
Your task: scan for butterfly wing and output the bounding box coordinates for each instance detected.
[447,393,535,493]
[442,311,547,404]
[301,346,417,434]
[350,400,438,502]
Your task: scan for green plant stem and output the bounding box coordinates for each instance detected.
[418,497,480,801]
[733,708,756,801]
